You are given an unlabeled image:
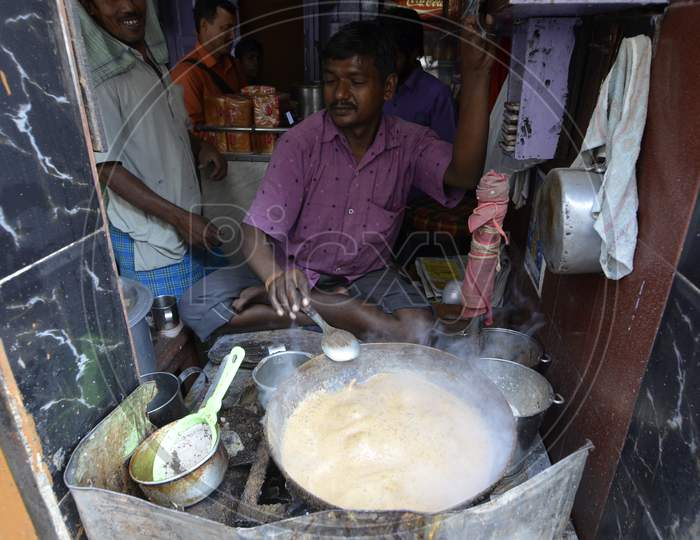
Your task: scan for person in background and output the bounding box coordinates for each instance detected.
[379,7,456,143]
[171,0,246,126]
[235,37,263,85]
[79,0,228,299]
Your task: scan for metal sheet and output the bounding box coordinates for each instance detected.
[65,374,592,539]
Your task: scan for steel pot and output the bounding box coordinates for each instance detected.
[140,368,206,428]
[128,420,228,508]
[264,343,516,513]
[479,328,551,371]
[474,357,564,472]
[535,167,603,274]
[252,349,312,410]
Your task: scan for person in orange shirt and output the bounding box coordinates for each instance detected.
[171,0,246,126]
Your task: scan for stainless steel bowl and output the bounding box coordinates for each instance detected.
[252,350,312,409]
[473,357,564,472]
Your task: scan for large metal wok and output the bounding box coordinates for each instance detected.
[264,343,517,513]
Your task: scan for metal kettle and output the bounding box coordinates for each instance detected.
[534,152,606,274]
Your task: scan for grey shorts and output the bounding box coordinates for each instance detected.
[178,265,430,341]
[342,268,431,315]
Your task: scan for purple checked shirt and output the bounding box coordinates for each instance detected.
[244,111,463,286]
[383,68,457,143]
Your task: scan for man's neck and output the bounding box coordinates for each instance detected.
[132,40,148,57]
[339,115,382,163]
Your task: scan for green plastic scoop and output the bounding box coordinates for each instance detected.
[151,346,245,481]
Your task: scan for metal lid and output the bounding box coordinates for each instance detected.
[119,277,153,328]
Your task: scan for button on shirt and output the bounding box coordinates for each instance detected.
[244,111,463,286]
[383,68,456,143]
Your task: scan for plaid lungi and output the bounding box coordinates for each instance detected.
[109,225,226,299]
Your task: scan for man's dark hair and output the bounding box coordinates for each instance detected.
[193,0,237,33]
[235,37,263,58]
[379,7,424,58]
[322,21,396,80]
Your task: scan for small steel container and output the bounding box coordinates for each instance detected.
[252,350,312,409]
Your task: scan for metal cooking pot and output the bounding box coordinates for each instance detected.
[479,328,551,371]
[535,167,603,274]
[252,349,312,409]
[128,418,228,508]
[474,358,564,473]
[264,343,516,512]
[294,83,323,119]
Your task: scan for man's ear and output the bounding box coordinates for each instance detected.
[384,73,398,102]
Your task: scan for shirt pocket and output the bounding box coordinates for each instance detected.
[364,201,400,236]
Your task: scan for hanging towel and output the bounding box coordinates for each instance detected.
[572,36,652,280]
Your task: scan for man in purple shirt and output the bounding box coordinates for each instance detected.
[180,17,493,343]
[381,7,456,143]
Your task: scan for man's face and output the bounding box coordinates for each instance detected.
[240,51,261,81]
[85,0,147,47]
[323,55,396,130]
[199,7,237,58]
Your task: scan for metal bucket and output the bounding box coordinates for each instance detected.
[473,358,564,472]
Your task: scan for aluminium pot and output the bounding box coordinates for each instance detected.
[128,421,228,508]
[479,328,551,372]
[535,167,603,274]
[264,343,516,513]
[474,357,564,472]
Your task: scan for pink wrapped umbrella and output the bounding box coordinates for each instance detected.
[460,170,510,324]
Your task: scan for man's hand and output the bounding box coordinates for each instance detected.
[460,14,496,74]
[197,140,228,181]
[173,211,222,250]
[266,268,311,320]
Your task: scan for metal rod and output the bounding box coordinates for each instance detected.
[195,125,290,134]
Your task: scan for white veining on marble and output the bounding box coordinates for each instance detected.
[7,103,73,181]
[6,288,59,310]
[5,13,42,24]
[36,329,91,380]
[0,205,20,246]
[0,45,70,105]
[0,229,102,287]
[51,447,67,471]
[0,126,31,155]
[83,261,106,292]
[17,357,26,369]
[53,206,96,218]
[666,338,686,431]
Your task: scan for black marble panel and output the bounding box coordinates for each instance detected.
[59,493,85,540]
[598,275,700,539]
[0,231,137,501]
[677,193,700,289]
[0,0,102,280]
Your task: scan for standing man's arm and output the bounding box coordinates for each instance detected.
[94,80,220,249]
[97,163,221,249]
[443,15,495,190]
[188,132,228,181]
[431,85,457,143]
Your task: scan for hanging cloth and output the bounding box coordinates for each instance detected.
[460,171,510,324]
